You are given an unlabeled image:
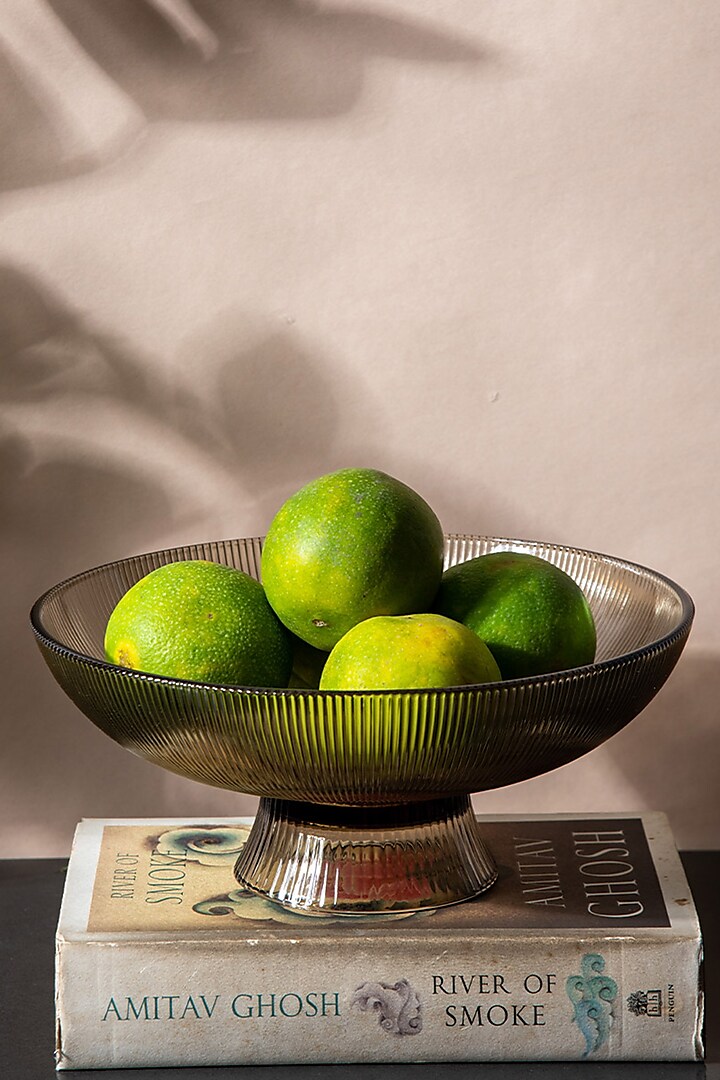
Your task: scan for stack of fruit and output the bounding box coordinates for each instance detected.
[104,468,597,691]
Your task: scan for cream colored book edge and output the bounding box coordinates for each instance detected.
[55,812,704,1069]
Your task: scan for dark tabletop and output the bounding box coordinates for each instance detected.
[0,853,717,1079]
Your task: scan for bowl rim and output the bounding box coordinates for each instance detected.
[29,533,695,697]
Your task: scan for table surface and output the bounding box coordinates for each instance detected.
[0,852,717,1079]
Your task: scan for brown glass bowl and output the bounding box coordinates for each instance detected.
[31,536,693,915]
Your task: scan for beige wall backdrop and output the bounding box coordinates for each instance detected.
[1,0,718,857]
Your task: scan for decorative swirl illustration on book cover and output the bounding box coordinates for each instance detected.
[156,826,250,865]
[566,953,618,1057]
[353,979,422,1035]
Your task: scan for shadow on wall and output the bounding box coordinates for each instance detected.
[0,259,361,578]
[0,263,176,847]
[604,649,720,849]
[0,259,509,567]
[0,260,506,852]
[0,258,517,852]
[0,263,347,846]
[0,0,490,191]
[175,303,515,541]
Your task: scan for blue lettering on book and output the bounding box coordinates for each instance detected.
[102,995,220,1021]
[231,992,341,1018]
[101,992,342,1022]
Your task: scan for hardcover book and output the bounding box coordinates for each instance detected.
[54,812,704,1069]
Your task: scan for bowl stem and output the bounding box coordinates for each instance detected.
[235,795,498,916]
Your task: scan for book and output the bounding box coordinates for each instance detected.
[55,812,704,1069]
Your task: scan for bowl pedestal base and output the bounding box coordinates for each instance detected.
[234,794,498,916]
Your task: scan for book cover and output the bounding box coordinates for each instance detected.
[55,811,704,1069]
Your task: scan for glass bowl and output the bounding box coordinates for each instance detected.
[30,535,693,916]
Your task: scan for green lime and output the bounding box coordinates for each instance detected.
[435,551,596,679]
[104,559,293,687]
[261,468,445,650]
[319,613,501,691]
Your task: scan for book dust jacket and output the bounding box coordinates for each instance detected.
[55,812,703,1068]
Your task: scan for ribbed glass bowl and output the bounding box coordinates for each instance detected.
[31,535,693,915]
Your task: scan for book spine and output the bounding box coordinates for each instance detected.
[55,931,703,1068]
